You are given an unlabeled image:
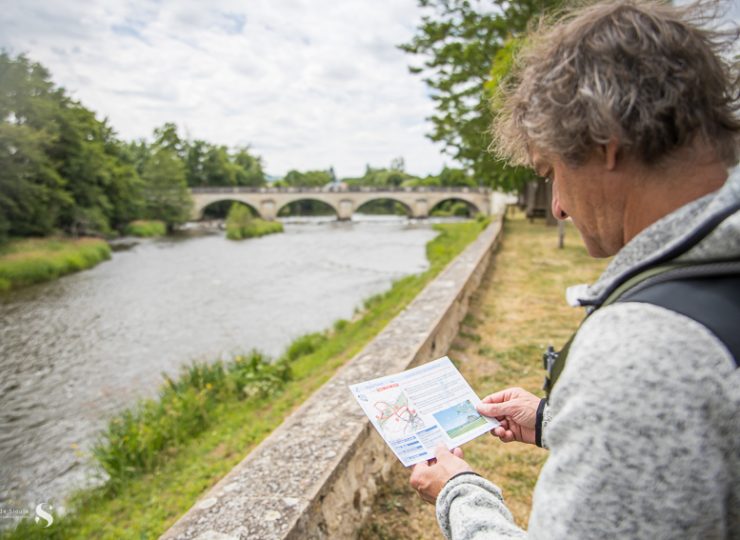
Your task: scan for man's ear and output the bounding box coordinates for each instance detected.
[603,139,619,171]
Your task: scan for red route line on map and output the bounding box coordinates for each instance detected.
[374,400,416,422]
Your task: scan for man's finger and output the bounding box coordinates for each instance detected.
[411,460,429,478]
[492,426,516,442]
[409,462,428,490]
[481,390,510,404]
[452,447,464,458]
[435,443,451,460]
[477,401,514,418]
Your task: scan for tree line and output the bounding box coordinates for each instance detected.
[0,51,484,242]
[0,52,267,242]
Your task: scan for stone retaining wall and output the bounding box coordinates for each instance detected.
[161,212,504,540]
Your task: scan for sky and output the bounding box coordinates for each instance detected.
[0,0,449,178]
[2,1,737,179]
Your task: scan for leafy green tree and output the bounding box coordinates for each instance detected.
[439,166,477,187]
[181,139,265,188]
[202,145,236,186]
[0,123,69,239]
[232,146,265,187]
[282,169,332,188]
[184,139,208,186]
[344,159,419,188]
[153,122,185,158]
[0,52,145,238]
[401,0,560,190]
[140,148,192,229]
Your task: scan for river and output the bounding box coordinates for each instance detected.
[0,217,440,512]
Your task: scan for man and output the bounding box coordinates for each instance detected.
[409,1,739,538]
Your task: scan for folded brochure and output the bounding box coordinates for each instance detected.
[349,356,499,467]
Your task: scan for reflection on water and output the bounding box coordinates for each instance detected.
[0,217,438,509]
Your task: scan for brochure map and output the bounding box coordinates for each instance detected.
[349,356,499,467]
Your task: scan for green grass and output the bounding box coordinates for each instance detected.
[92,351,291,488]
[0,237,111,292]
[124,220,166,237]
[1,218,489,539]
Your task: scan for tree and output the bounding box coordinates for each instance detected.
[140,148,192,229]
[0,123,69,239]
[184,139,208,186]
[343,159,420,188]
[439,166,477,187]
[401,0,560,190]
[282,169,332,188]
[232,146,265,187]
[153,122,185,158]
[0,52,145,237]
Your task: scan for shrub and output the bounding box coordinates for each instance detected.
[226,203,283,240]
[92,350,292,487]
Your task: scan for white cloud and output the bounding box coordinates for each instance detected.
[0,0,451,177]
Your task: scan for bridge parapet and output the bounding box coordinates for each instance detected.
[189,187,493,221]
[189,186,491,194]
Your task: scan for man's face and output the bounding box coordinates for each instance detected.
[531,148,625,258]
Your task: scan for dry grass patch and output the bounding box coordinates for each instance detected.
[359,212,608,539]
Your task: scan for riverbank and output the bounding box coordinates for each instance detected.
[358,213,607,538]
[2,218,489,539]
[0,237,111,293]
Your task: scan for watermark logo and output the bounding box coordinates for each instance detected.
[0,506,29,520]
[35,503,54,528]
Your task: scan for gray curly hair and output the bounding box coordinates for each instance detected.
[491,0,740,168]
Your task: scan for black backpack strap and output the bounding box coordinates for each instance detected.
[619,271,740,366]
[543,261,740,399]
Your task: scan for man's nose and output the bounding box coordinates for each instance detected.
[551,187,568,220]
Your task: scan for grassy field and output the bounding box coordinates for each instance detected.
[359,212,608,539]
[124,220,167,237]
[2,218,490,540]
[0,237,111,292]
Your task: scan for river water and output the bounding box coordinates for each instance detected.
[0,217,439,511]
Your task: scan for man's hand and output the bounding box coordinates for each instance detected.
[409,445,471,504]
[477,387,542,445]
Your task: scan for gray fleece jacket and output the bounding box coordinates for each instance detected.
[436,167,740,539]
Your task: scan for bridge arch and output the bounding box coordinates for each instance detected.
[277,198,339,218]
[199,199,259,220]
[429,197,481,217]
[355,197,412,217]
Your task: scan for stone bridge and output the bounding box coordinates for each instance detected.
[189,186,492,221]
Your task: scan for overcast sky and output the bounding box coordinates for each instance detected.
[2,1,737,179]
[0,0,449,178]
